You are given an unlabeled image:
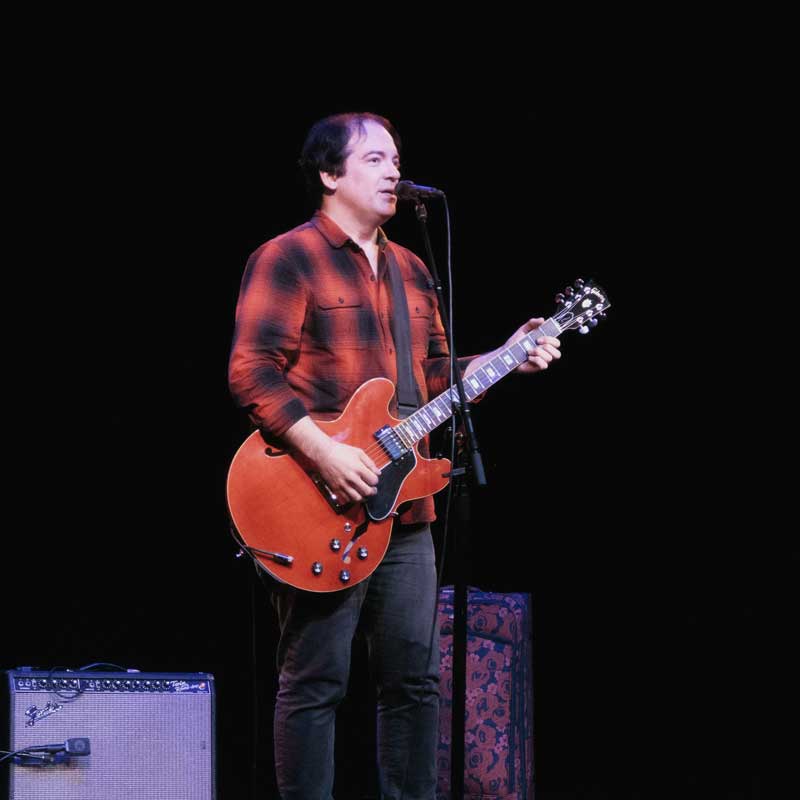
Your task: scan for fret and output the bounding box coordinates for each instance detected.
[490,355,510,377]
[540,319,561,336]
[509,342,528,364]
[474,367,492,388]
[466,374,483,395]
[396,422,413,448]
[521,334,536,353]
[482,363,500,383]
[431,402,446,422]
[499,350,517,370]
[479,369,492,387]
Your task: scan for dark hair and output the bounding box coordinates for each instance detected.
[299,112,401,207]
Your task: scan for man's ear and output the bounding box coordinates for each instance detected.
[319,171,338,192]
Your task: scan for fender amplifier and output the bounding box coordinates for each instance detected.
[1,669,215,800]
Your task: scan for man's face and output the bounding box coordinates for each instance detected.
[323,120,401,226]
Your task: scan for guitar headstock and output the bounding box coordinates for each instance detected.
[552,278,610,335]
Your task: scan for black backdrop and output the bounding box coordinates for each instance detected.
[3,66,759,798]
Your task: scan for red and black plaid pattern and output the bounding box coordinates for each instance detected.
[229,211,473,523]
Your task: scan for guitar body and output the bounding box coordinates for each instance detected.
[227,378,451,592]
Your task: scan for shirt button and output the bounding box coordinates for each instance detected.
[370,275,376,282]
[338,297,344,304]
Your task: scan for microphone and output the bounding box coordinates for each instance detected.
[395,180,445,200]
[27,737,91,756]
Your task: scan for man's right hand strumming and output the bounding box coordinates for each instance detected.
[284,417,380,503]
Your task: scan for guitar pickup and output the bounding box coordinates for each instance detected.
[374,425,408,461]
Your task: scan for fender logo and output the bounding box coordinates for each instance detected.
[25,701,63,727]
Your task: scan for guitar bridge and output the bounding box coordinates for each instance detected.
[311,472,350,514]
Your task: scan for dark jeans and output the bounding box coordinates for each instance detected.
[270,524,440,800]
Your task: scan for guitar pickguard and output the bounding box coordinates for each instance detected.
[365,449,417,521]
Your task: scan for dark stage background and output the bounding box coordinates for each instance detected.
[4,74,761,799]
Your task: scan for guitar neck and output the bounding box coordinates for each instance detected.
[393,318,562,447]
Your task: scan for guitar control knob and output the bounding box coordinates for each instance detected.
[312,562,323,575]
[357,546,368,560]
[344,523,353,533]
[339,570,351,583]
[330,539,342,552]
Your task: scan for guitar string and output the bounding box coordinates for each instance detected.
[335,328,555,468]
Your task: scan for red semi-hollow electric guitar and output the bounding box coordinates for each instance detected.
[227,279,610,592]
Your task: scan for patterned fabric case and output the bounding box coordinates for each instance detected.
[436,587,533,800]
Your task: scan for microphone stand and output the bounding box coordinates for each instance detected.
[411,197,486,800]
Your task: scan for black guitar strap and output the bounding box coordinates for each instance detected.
[385,246,421,420]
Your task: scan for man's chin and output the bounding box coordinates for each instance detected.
[378,201,397,222]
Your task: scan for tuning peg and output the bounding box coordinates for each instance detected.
[588,318,599,328]
[555,292,566,305]
[578,324,590,334]
[574,278,585,289]
[564,286,574,297]
[599,311,607,319]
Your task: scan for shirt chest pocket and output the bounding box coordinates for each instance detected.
[404,281,436,357]
[314,291,371,350]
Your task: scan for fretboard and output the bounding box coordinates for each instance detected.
[393,318,562,448]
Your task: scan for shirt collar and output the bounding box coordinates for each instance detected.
[312,210,389,252]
